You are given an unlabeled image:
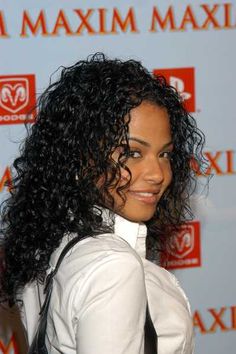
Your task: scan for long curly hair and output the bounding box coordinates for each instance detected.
[0,53,206,303]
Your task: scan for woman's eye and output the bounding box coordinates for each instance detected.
[127,150,141,158]
[160,151,173,159]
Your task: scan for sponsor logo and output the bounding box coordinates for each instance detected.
[0,167,12,192]
[192,150,236,176]
[0,75,36,125]
[153,67,195,112]
[0,335,18,354]
[20,8,138,37]
[150,4,236,32]
[2,4,236,39]
[0,11,9,37]
[193,305,236,334]
[164,221,201,270]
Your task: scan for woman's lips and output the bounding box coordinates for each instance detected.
[128,190,161,204]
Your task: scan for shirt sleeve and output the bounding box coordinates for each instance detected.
[73,250,147,354]
[21,281,43,345]
[143,260,194,354]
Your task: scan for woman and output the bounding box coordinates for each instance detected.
[0,53,205,353]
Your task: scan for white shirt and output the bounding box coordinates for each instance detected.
[22,212,194,354]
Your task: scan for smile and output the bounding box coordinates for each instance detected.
[128,190,160,204]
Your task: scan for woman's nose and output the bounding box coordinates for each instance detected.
[143,158,164,184]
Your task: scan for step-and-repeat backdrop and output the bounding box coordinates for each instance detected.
[0,0,235,353]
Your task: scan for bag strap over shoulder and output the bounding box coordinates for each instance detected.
[28,236,80,354]
[40,235,80,314]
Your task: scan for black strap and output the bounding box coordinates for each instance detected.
[144,304,158,354]
[28,236,80,354]
[41,236,80,309]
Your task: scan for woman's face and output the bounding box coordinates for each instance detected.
[110,101,173,222]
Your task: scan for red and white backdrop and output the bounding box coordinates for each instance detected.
[0,0,235,353]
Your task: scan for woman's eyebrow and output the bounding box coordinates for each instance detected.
[162,141,174,149]
[128,137,173,149]
[128,137,150,147]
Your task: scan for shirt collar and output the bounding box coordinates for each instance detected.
[50,207,148,269]
[101,208,147,258]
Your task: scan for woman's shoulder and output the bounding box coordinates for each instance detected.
[50,232,143,281]
[48,232,145,316]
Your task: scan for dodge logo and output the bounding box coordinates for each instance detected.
[169,225,195,259]
[0,77,29,114]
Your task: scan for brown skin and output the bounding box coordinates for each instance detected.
[110,101,173,223]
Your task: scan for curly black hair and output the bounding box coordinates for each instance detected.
[0,53,206,304]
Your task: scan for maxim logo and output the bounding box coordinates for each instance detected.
[153,68,195,112]
[164,221,201,270]
[0,335,18,354]
[1,4,236,39]
[193,306,236,334]
[192,150,236,176]
[0,167,12,193]
[0,75,36,125]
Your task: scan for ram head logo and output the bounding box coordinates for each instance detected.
[168,225,194,258]
[0,78,29,113]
